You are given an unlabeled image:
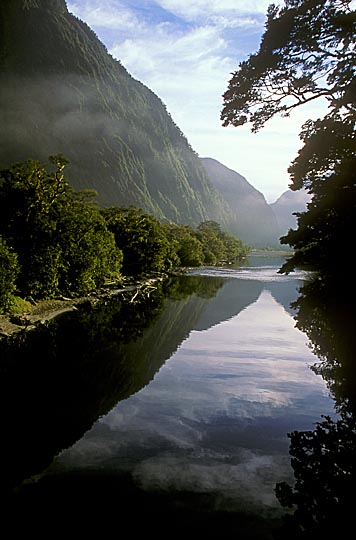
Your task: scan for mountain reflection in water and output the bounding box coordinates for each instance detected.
[0,275,226,491]
[1,255,352,538]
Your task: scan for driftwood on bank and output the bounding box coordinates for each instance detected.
[0,275,167,339]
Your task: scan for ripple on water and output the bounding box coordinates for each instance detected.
[188,265,307,282]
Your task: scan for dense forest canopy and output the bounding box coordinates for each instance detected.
[0,156,249,315]
[221,0,356,274]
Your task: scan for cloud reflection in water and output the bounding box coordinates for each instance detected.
[51,286,335,516]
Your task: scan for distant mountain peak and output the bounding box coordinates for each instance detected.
[270,188,311,235]
[200,157,280,247]
[272,188,311,207]
[200,157,261,196]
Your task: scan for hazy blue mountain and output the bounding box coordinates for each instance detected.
[0,0,233,228]
[200,157,280,247]
[270,189,311,238]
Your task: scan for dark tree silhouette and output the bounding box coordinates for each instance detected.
[221,0,356,273]
[274,274,356,538]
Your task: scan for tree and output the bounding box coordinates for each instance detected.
[221,0,356,272]
[275,415,356,538]
[273,259,356,538]
[101,206,179,277]
[0,155,71,297]
[280,114,356,273]
[162,223,204,267]
[57,190,122,296]
[195,221,249,264]
[0,156,122,298]
[195,221,227,264]
[0,235,19,313]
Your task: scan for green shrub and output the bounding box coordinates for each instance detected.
[0,236,19,313]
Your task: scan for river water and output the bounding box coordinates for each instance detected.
[0,253,339,537]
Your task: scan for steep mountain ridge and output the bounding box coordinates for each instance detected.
[0,0,233,227]
[270,189,311,238]
[200,157,280,247]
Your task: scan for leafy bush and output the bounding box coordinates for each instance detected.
[0,236,19,313]
[163,224,204,267]
[102,206,179,277]
[0,156,249,305]
[0,156,123,299]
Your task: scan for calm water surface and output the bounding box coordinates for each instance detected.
[10,253,336,536]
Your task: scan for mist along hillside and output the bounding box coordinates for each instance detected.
[270,189,311,239]
[200,157,281,247]
[0,0,233,229]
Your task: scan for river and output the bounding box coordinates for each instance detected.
[0,253,345,537]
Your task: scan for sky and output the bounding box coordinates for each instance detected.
[67,0,326,203]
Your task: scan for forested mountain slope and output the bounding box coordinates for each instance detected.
[0,0,232,227]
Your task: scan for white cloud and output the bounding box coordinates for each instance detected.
[156,0,280,22]
[48,284,334,516]
[133,450,291,512]
[111,22,232,91]
[68,0,144,32]
[109,19,316,201]
[68,0,327,201]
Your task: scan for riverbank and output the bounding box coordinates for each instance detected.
[0,250,291,338]
[0,275,167,339]
[249,248,293,257]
